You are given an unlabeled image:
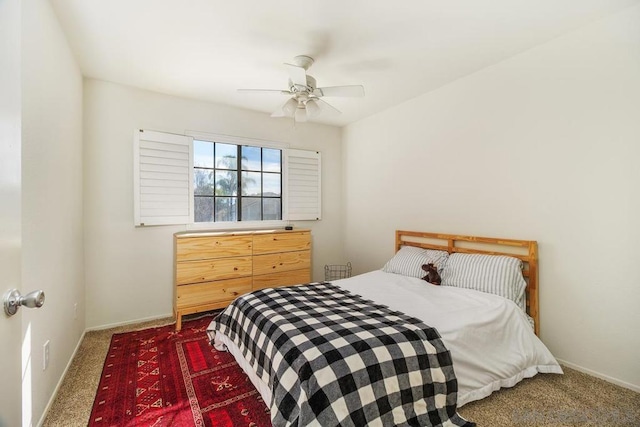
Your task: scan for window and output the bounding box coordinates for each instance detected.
[193,140,282,223]
[133,129,321,227]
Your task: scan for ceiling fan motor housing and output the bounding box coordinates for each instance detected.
[292,55,314,70]
[289,75,317,94]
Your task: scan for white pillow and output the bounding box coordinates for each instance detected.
[382,246,449,279]
[441,253,526,311]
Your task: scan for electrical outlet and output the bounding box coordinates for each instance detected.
[43,340,50,371]
[74,302,78,319]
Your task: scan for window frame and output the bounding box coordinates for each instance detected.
[186,132,289,230]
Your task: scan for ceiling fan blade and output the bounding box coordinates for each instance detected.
[314,85,365,97]
[238,89,291,95]
[315,98,342,115]
[284,63,308,87]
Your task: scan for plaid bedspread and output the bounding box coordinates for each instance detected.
[208,282,474,427]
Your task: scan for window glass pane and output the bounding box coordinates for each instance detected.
[241,146,261,171]
[263,198,281,220]
[193,140,214,168]
[194,169,214,196]
[263,173,281,196]
[241,172,261,196]
[215,197,237,222]
[242,198,262,221]
[215,171,237,196]
[215,143,237,170]
[194,196,214,222]
[263,148,281,173]
[193,141,287,223]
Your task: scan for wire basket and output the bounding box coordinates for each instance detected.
[324,262,352,281]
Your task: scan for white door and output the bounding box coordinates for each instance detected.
[0,0,23,425]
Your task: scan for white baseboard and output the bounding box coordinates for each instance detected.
[36,329,86,427]
[556,358,640,393]
[86,312,174,331]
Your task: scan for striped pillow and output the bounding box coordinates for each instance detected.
[382,246,449,279]
[441,253,527,311]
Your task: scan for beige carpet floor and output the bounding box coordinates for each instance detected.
[43,317,640,426]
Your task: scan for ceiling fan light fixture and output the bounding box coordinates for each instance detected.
[282,98,298,117]
[295,106,308,122]
[305,99,321,118]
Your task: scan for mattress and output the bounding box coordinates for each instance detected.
[212,270,562,407]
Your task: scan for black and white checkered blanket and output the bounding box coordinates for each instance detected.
[208,282,474,427]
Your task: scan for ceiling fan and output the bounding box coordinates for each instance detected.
[238,55,365,122]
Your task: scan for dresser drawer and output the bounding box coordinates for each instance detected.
[176,235,253,261]
[252,231,311,255]
[252,269,311,291]
[253,250,310,276]
[176,256,252,285]
[173,229,311,330]
[176,277,252,309]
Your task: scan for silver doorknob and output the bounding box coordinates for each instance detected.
[3,289,45,316]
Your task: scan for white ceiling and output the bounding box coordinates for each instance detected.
[50,0,638,127]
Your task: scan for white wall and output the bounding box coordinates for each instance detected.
[342,5,640,389]
[21,0,85,425]
[83,80,343,328]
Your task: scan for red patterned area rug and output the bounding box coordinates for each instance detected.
[89,315,271,426]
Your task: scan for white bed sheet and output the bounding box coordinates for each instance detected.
[213,270,563,407]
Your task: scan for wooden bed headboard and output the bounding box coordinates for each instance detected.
[395,230,539,336]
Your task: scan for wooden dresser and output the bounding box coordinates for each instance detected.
[173,229,311,330]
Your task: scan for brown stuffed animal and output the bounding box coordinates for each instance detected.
[421,263,442,285]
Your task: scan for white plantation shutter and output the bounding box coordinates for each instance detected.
[285,149,321,221]
[133,129,193,226]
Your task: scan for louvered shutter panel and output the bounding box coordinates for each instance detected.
[133,129,193,226]
[285,149,321,221]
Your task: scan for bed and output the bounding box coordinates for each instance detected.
[207,230,563,426]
